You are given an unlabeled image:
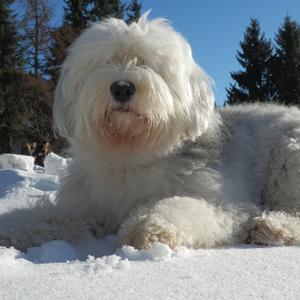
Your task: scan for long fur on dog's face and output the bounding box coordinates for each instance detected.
[54,13,215,158]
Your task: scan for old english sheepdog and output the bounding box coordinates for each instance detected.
[1,13,300,251]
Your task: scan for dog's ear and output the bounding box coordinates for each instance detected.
[187,64,215,137]
[53,67,77,140]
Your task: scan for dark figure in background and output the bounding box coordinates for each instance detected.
[33,141,49,167]
[30,142,37,155]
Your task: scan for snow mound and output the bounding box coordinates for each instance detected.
[26,240,78,263]
[117,243,190,261]
[23,235,190,265]
[83,254,130,273]
[0,154,34,171]
[44,152,72,175]
[0,246,23,265]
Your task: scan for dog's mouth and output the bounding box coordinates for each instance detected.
[105,104,142,122]
[111,106,134,113]
[97,104,151,148]
[95,103,169,153]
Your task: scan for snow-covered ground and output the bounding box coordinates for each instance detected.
[0,153,299,300]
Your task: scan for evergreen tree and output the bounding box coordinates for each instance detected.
[272,16,300,105]
[126,0,141,24]
[64,0,126,26]
[87,0,125,21]
[0,0,23,153]
[226,19,275,105]
[0,0,21,72]
[63,0,89,29]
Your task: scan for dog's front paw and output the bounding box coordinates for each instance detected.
[248,213,299,246]
[118,218,184,250]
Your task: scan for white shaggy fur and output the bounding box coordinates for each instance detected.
[1,13,300,251]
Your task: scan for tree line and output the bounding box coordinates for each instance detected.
[227,17,300,106]
[0,0,141,153]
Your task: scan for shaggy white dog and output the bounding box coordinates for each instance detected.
[1,13,300,251]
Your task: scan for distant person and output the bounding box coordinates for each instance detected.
[30,142,37,155]
[33,141,49,167]
[21,142,33,156]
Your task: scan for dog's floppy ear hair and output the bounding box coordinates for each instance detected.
[187,63,215,137]
[53,66,77,139]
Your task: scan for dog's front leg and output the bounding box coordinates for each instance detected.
[118,196,247,249]
[0,202,88,252]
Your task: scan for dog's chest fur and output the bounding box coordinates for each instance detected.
[80,144,227,232]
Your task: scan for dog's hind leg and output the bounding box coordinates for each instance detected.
[249,133,300,246]
[262,133,300,211]
[248,211,300,246]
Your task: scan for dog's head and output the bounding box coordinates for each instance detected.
[54,13,215,158]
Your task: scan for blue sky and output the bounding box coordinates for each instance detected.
[49,0,300,105]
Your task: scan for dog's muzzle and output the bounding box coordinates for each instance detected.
[110,80,136,103]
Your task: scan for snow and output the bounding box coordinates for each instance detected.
[44,152,72,176]
[0,153,34,171]
[25,240,78,263]
[0,154,299,299]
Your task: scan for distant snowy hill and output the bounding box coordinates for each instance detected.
[0,153,299,300]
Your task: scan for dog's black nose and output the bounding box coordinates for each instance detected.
[110,80,136,103]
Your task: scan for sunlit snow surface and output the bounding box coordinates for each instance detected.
[0,154,299,300]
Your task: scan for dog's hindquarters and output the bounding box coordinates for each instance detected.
[250,123,300,246]
[262,132,300,211]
